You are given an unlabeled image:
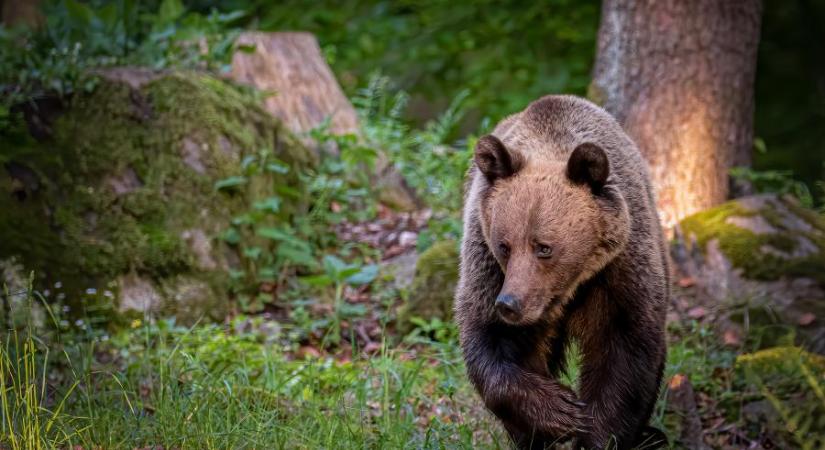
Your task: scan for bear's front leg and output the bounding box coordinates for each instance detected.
[462,328,591,448]
[571,291,666,450]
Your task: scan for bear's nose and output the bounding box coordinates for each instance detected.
[495,294,521,321]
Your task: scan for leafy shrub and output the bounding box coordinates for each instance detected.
[731,166,816,208]
[215,121,380,315]
[737,347,825,449]
[244,0,600,121]
[356,75,474,218]
[0,0,243,111]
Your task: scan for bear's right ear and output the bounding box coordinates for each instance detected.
[474,135,523,183]
[566,142,609,192]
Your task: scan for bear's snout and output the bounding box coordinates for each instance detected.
[495,293,521,322]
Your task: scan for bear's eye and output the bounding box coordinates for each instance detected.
[535,244,553,259]
[498,242,510,257]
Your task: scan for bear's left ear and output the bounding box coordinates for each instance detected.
[566,142,609,192]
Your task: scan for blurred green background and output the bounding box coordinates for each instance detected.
[5,0,821,198]
[213,0,824,202]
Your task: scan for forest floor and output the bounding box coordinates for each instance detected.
[2,207,821,450]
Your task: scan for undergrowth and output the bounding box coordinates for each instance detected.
[4,280,825,448]
[1,283,503,449]
[0,0,244,116]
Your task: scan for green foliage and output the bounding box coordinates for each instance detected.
[0,0,243,110]
[300,255,377,345]
[221,78,480,316]
[356,76,473,224]
[731,166,817,209]
[0,281,81,449]
[2,281,822,449]
[243,0,599,121]
[404,317,457,344]
[737,347,825,449]
[219,125,379,315]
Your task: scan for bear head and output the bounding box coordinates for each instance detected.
[475,134,631,326]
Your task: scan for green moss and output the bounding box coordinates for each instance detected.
[784,197,825,234]
[398,240,460,334]
[0,71,311,313]
[737,346,825,382]
[680,197,825,286]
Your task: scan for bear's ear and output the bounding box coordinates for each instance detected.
[474,135,523,183]
[566,142,609,192]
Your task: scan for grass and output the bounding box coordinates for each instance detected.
[2,285,824,449]
[0,294,506,449]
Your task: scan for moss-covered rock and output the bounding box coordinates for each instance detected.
[675,194,825,352]
[0,69,313,324]
[397,240,459,334]
[679,195,825,285]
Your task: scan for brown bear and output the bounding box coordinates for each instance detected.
[455,95,668,449]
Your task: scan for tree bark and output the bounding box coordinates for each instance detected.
[591,0,762,228]
[1,0,43,28]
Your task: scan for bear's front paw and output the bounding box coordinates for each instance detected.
[534,385,593,439]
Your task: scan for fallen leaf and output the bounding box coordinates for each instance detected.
[678,277,696,288]
[297,345,321,359]
[723,329,741,346]
[687,306,706,319]
[363,342,381,354]
[669,373,688,389]
[383,244,405,259]
[799,312,816,326]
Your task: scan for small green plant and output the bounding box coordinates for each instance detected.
[300,255,377,345]
[404,317,458,344]
[216,123,379,314]
[738,347,825,449]
[731,166,815,208]
[215,147,315,312]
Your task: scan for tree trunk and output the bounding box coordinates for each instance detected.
[2,0,43,28]
[590,0,762,228]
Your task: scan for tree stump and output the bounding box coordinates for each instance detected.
[228,32,419,211]
[229,32,359,137]
[2,0,44,28]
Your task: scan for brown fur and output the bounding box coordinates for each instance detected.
[455,95,669,449]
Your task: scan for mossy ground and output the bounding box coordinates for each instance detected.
[735,345,825,445]
[397,240,459,333]
[0,71,312,318]
[679,196,825,286]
